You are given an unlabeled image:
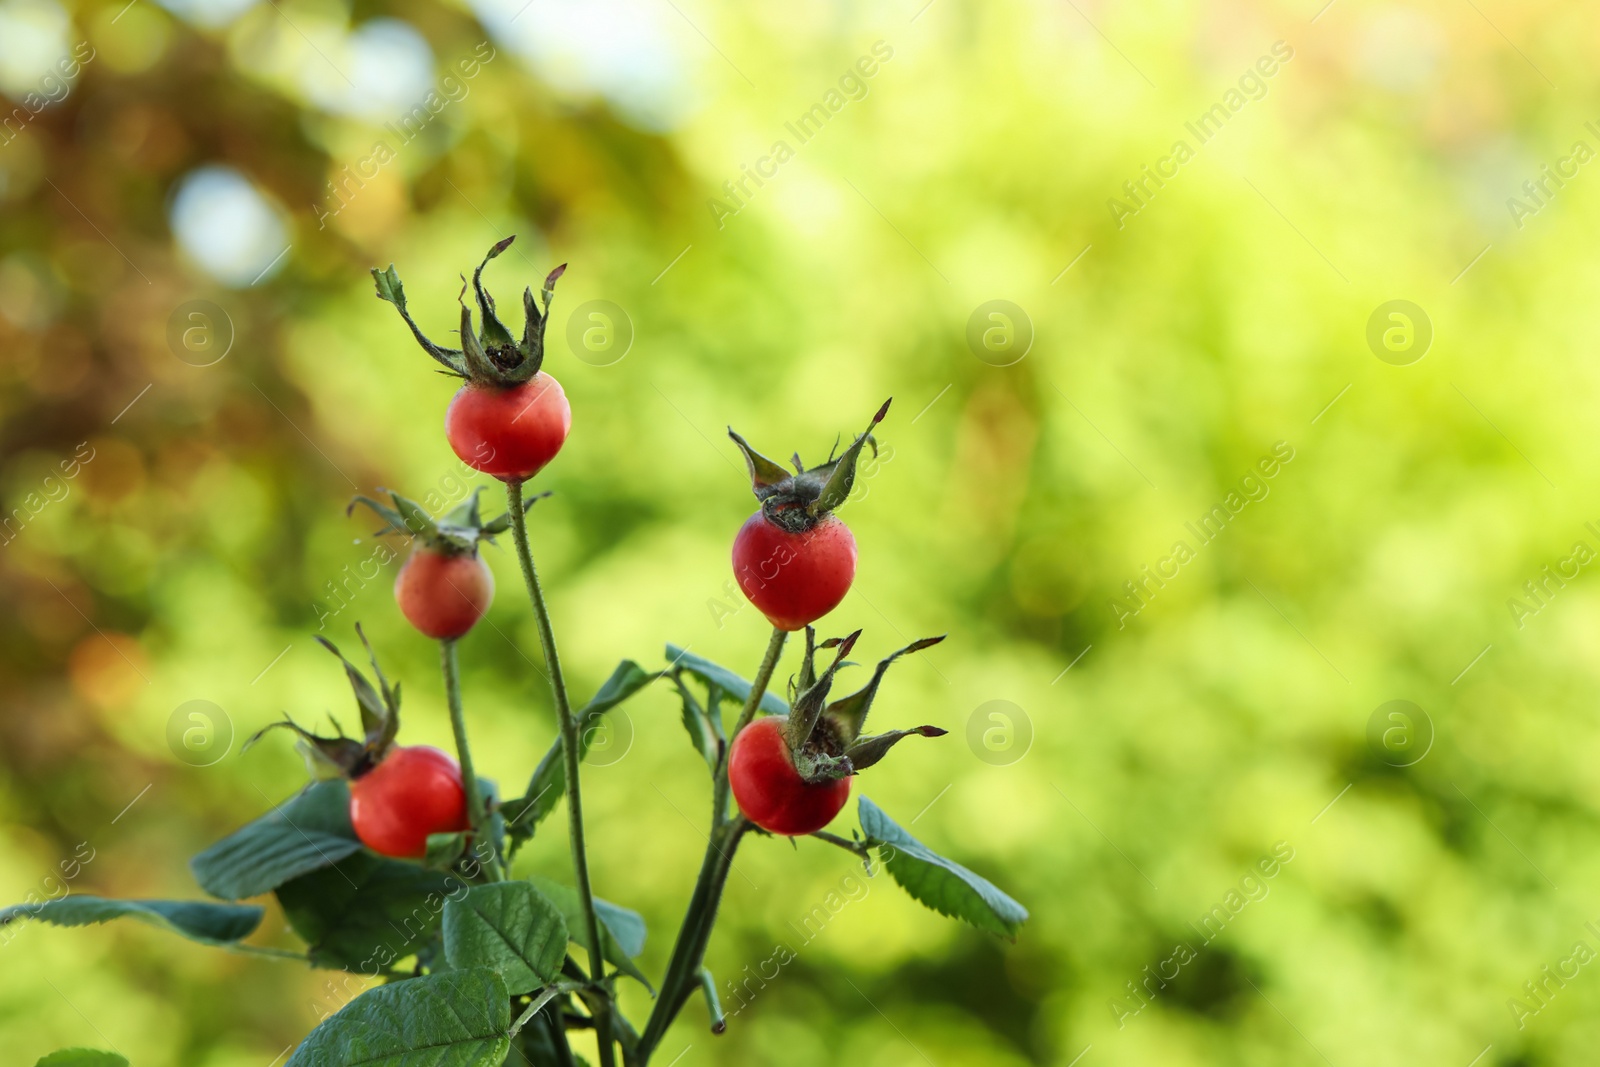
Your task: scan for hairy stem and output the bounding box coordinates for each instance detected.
[637,818,750,1059]
[441,638,499,880]
[809,830,872,862]
[712,627,788,824]
[505,479,615,1067]
[638,628,788,1060]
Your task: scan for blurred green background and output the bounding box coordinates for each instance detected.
[3,0,1598,1063]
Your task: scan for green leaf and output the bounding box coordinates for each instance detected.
[276,851,457,970]
[0,895,262,947]
[35,1052,128,1067]
[858,796,1028,939]
[667,645,789,716]
[673,675,719,772]
[190,780,363,901]
[442,882,568,995]
[425,832,468,871]
[527,876,651,991]
[504,661,657,853]
[287,967,511,1067]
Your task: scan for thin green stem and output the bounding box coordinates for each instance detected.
[637,818,750,1059]
[713,627,788,825]
[809,830,872,862]
[442,638,499,880]
[505,479,615,1067]
[638,628,787,1062]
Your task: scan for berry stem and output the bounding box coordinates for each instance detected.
[638,627,786,1061]
[505,478,616,1067]
[441,638,499,880]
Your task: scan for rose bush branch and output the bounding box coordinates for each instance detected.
[506,477,617,1067]
[10,242,1029,1067]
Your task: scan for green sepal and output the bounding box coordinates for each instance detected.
[823,634,946,743]
[460,301,500,381]
[844,725,947,772]
[371,263,468,377]
[472,237,518,350]
[726,399,891,531]
[807,397,891,516]
[350,486,521,556]
[482,490,549,535]
[728,429,793,499]
[374,238,563,388]
[245,630,405,778]
[785,629,860,761]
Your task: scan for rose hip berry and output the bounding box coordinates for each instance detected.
[373,235,570,485]
[726,400,889,633]
[250,633,485,858]
[732,511,856,631]
[729,716,850,835]
[395,547,494,640]
[351,487,526,643]
[349,745,469,858]
[446,375,571,482]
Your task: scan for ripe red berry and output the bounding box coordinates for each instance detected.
[394,546,494,640]
[728,716,851,836]
[732,511,856,632]
[349,745,469,858]
[445,375,571,483]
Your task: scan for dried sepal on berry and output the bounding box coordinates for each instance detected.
[243,628,403,779]
[727,399,891,533]
[773,629,949,782]
[347,485,543,557]
[372,236,566,387]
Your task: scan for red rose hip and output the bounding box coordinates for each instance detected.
[446,375,571,483]
[732,511,856,632]
[729,716,851,836]
[349,745,469,858]
[395,547,494,640]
